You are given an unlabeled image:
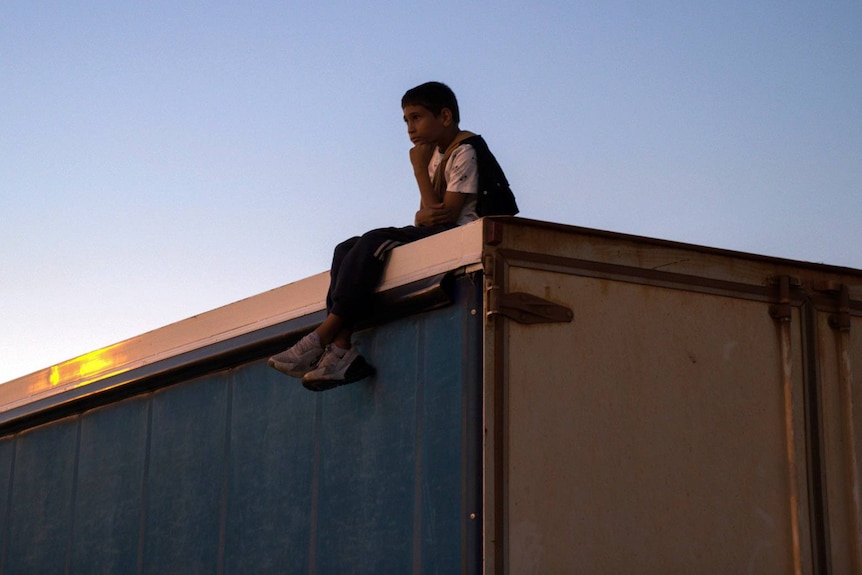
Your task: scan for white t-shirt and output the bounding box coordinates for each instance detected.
[428,144,479,226]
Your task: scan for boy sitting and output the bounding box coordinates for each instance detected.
[269,81,515,391]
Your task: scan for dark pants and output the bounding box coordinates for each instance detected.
[326,223,455,324]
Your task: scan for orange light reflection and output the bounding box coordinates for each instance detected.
[46,344,127,389]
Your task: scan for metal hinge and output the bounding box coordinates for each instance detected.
[768,275,801,323]
[487,288,574,324]
[813,281,852,332]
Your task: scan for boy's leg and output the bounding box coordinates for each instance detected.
[268,236,359,378]
[301,223,451,389]
[272,223,453,385]
[327,224,454,322]
[314,314,351,348]
[325,236,360,315]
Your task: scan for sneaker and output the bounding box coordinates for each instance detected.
[301,345,375,391]
[268,332,324,377]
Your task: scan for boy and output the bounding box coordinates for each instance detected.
[269,81,512,391]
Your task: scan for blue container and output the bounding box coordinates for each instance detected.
[0,271,483,575]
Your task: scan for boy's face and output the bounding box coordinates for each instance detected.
[403,104,451,147]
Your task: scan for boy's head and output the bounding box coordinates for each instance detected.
[401,82,460,125]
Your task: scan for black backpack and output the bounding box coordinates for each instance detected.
[461,135,519,217]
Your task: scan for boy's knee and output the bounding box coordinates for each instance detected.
[359,227,395,242]
[334,236,360,256]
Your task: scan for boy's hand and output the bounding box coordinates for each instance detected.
[414,191,467,226]
[415,204,449,227]
[409,142,435,172]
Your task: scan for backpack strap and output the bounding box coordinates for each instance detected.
[429,132,519,217]
[431,130,476,200]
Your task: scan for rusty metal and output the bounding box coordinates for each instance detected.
[497,247,777,303]
[485,218,505,246]
[813,281,852,332]
[836,322,862,573]
[815,281,862,570]
[770,274,804,575]
[831,284,852,332]
[769,275,797,323]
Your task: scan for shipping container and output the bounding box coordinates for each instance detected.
[1,217,860,574]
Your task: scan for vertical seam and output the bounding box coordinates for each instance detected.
[0,437,18,575]
[413,322,425,574]
[65,417,83,575]
[217,374,234,575]
[308,395,322,575]
[137,395,154,575]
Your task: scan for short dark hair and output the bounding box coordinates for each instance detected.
[401,81,460,124]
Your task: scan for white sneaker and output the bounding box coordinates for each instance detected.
[301,344,375,391]
[268,332,324,377]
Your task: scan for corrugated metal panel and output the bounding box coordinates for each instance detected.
[225,366,316,573]
[4,417,78,573]
[70,396,150,574]
[144,374,230,574]
[0,274,483,574]
[0,436,12,569]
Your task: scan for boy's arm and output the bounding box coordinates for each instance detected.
[415,192,467,226]
[410,143,441,209]
[412,142,476,226]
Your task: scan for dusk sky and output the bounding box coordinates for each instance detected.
[2,1,860,384]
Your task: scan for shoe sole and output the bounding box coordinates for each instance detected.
[266,359,308,377]
[302,355,376,392]
[268,356,321,379]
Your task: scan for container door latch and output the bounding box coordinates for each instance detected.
[488,290,574,324]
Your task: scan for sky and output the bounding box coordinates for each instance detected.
[2,0,861,384]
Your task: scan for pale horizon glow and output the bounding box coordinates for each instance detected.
[2,1,861,384]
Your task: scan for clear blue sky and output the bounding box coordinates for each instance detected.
[2,1,861,384]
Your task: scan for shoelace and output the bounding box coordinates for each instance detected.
[316,346,345,373]
[296,333,320,354]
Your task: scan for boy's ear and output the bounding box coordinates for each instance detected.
[439,107,454,126]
